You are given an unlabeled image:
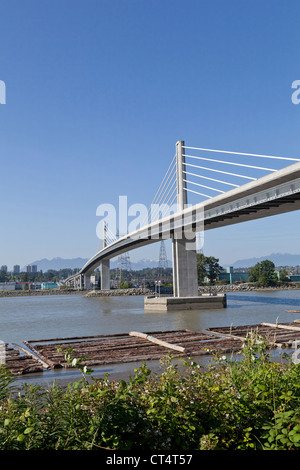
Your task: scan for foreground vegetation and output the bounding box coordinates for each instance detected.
[0,334,300,450]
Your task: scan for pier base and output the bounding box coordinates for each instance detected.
[144,294,227,312]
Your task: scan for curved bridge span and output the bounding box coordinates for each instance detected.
[65,141,300,295]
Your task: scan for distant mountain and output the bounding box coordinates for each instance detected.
[27,257,89,272]
[231,253,300,268]
[110,258,172,270]
[28,257,172,272]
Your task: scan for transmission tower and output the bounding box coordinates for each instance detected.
[118,252,132,284]
[158,241,168,280]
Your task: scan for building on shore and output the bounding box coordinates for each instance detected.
[219,267,249,284]
[41,282,58,290]
[26,265,37,273]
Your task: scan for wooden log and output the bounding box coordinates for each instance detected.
[12,343,50,369]
[261,322,300,332]
[129,331,186,353]
[23,341,61,369]
[26,332,130,343]
[194,328,247,342]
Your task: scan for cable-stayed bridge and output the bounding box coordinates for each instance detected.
[65,141,300,298]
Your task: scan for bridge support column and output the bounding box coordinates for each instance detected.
[172,140,198,297]
[100,221,110,290]
[172,234,198,297]
[100,259,110,290]
[83,274,91,290]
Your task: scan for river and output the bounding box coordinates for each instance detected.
[0,290,300,385]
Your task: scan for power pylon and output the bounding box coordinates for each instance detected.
[118,252,132,283]
[158,241,168,279]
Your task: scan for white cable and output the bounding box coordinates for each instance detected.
[184,178,225,194]
[143,175,176,226]
[142,156,176,226]
[183,154,276,172]
[150,180,177,222]
[160,192,178,219]
[183,170,239,187]
[185,187,212,199]
[155,173,177,207]
[149,155,176,207]
[183,146,300,162]
[184,162,256,180]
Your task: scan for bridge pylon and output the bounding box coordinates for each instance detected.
[172,141,198,297]
[100,221,110,290]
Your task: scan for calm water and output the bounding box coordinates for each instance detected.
[1,290,300,384]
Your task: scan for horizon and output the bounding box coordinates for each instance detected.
[3,251,300,273]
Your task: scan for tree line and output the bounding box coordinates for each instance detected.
[0,257,291,288]
[0,268,80,283]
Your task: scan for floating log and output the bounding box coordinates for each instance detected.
[0,344,44,376]
[261,322,300,332]
[12,343,50,369]
[192,328,247,342]
[14,321,300,374]
[23,340,61,369]
[129,331,186,353]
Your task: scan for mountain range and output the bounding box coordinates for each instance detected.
[27,257,172,272]
[230,253,300,268]
[27,252,300,272]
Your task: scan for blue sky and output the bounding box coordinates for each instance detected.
[0,0,300,270]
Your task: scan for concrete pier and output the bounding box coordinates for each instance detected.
[144,293,227,312]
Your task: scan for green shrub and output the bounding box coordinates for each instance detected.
[0,334,299,450]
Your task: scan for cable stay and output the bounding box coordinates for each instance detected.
[183,179,225,194]
[184,162,256,180]
[183,146,300,162]
[141,154,177,227]
[183,154,276,172]
[183,170,239,188]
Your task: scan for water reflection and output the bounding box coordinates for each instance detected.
[227,293,300,307]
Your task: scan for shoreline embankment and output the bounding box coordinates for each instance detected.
[1,283,300,298]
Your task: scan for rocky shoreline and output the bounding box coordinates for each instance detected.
[1,283,300,298]
[0,289,82,298]
[85,287,153,297]
[198,282,300,293]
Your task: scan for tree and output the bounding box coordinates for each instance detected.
[196,253,207,284]
[279,268,289,283]
[196,254,223,285]
[248,260,278,286]
[205,256,223,285]
[0,270,9,282]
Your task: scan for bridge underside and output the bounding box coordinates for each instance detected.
[204,192,300,230]
[65,162,300,296]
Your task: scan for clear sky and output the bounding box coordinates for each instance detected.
[0,0,299,270]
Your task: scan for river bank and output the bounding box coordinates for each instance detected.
[0,288,83,298]
[1,283,300,298]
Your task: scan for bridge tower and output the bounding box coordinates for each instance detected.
[172,140,198,297]
[100,221,110,290]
